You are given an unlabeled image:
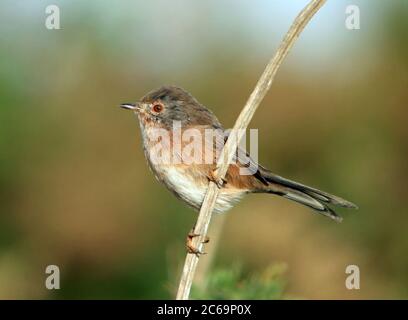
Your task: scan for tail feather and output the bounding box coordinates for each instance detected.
[259,168,358,222]
[280,188,343,222]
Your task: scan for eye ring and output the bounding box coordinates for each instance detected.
[152,102,164,113]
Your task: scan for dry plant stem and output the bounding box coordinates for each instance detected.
[194,214,227,291]
[176,0,327,300]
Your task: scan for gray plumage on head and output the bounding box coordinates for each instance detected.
[141,85,222,129]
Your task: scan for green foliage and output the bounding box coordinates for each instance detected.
[191,264,286,300]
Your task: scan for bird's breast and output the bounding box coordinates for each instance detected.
[154,164,245,214]
[138,119,246,213]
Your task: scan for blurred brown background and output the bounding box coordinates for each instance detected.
[0,0,407,299]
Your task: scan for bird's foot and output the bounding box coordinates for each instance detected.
[186,231,210,257]
[207,170,226,189]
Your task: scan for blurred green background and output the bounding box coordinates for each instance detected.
[0,0,407,299]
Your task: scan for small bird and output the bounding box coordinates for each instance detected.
[121,86,357,253]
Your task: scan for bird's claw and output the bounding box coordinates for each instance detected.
[186,231,210,257]
[207,170,226,189]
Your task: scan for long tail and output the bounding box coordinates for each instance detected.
[259,169,358,222]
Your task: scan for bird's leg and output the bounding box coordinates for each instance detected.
[207,168,226,189]
[186,228,210,257]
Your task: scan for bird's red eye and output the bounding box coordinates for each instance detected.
[152,103,163,113]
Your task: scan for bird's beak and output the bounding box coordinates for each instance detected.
[120,102,141,112]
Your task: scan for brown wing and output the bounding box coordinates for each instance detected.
[221,133,269,189]
[193,131,268,190]
[174,125,267,190]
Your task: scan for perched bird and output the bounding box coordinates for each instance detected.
[121,86,357,253]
